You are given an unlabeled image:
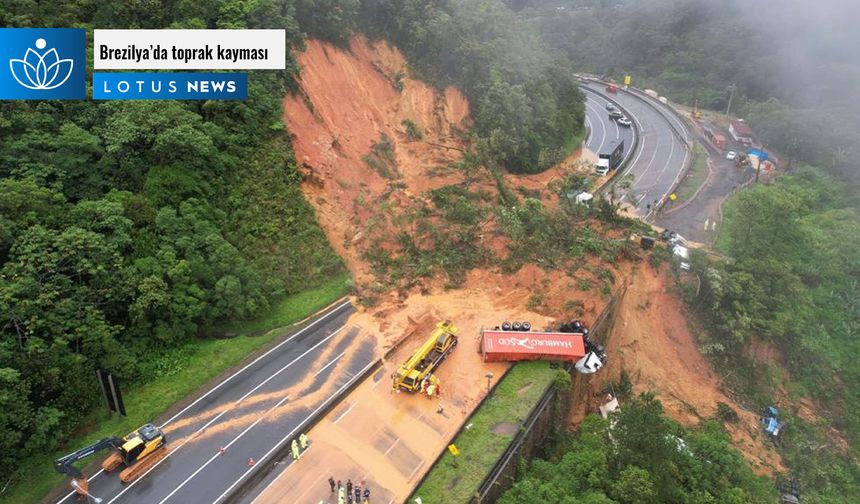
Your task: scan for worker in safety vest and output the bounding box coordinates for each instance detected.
[291,439,301,460]
[299,432,309,450]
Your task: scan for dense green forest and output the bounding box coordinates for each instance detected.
[687,168,860,502]
[358,0,586,172]
[0,1,345,489]
[0,0,586,497]
[500,394,775,504]
[511,0,860,181]
[292,0,588,172]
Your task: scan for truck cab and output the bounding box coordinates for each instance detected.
[596,159,610,176]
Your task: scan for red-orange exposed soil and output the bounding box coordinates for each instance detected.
[575,264,786,476]
[277,33,786,500]
[284,36,471,284]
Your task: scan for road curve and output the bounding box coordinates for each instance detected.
[55,300,376,504]
[582,81,690,218]
[583,88,634,163]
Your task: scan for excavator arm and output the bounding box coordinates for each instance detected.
[54,437,122,479]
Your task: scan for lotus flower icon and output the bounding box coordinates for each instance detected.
[10,38,74,90]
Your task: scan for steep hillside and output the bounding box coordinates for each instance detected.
[284,36,471,282]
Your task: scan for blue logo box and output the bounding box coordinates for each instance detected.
[0,28,86,100]
[94,72,248,100]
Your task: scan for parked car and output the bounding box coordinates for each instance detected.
[726,150,737,161]
[605,102,616,111]
[617,117,632,127]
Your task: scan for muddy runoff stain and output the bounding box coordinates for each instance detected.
[162,326,375,445]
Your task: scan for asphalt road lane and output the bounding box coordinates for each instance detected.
[583,88,634,162]
[56,300,376,504]
[583,82,689,217]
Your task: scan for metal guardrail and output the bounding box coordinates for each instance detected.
[621,87,696,219]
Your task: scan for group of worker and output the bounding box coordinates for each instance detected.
[291,432,310,460]
[327,477,371,504]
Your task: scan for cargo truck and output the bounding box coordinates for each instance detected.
[480,324,606,374]
[596,138,624,176]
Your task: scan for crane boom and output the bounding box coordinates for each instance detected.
[393,320,458,392]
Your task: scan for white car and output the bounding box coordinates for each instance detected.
[726,151,737,161]
[617,117,632,127]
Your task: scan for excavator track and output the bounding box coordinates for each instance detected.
[101,452,124,472]
[119,445,167,483]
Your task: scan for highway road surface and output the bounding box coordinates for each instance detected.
[56,299,377,504]
[583,88,634,162]
[582,81,691,218]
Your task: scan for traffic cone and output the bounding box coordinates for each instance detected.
[248,458,256,466]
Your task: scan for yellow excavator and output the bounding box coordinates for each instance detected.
[393,320,458,392]
[54,423,167,494]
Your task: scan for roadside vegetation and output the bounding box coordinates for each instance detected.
[500,393,775,504]
[671,145,708,204]
[685,168,860,501]
[1,275,350,504]
[412,361,563,503]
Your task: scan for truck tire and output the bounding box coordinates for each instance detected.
[512,321,522,331]
[522,321,531,331]
[502,321,512,331]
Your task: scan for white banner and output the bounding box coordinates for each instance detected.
[94,29,286,70]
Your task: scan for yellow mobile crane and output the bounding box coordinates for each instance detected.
[393,320,458,392]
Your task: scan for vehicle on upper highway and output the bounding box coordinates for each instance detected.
[608,109,623,119]
[606,102,616,111]
[617,117,632,127]
[596,138,625,176]
[605,84,619,93]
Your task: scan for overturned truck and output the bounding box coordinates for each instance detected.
[480,321,606,374]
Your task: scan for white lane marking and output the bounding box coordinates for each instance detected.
[584,100,607,153]
[584,115,593,146]
[383,438,401,456]
[639,129,675,205]
[407,460,424,480]
[156,391,294,504]
[105,326,346,504]
[56,299,352,504]
[314,351,345,377]
[633,128,663,186]
[645,134,690,220]
[211,359,379,504]
[332,401,358,424]
[618,98,645,179]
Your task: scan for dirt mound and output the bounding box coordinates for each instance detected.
[284,36,470,283]
[578,264,785,476]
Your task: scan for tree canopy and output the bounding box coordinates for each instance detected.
[500,394,774,504]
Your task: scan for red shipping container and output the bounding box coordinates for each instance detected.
[480,330,586,363]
